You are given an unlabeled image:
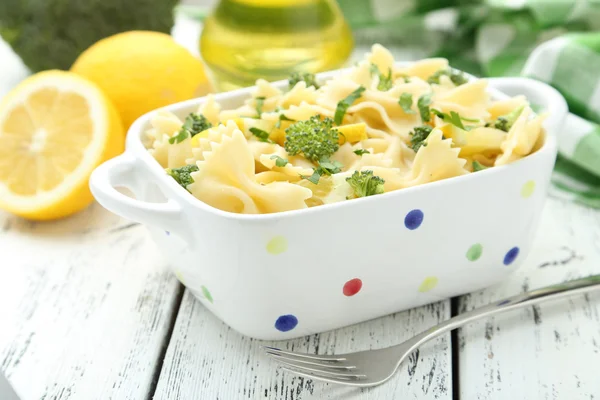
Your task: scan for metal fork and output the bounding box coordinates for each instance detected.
[263,275,600,387]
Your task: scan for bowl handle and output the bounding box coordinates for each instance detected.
[90,153,185,235]
[487,77,568,137]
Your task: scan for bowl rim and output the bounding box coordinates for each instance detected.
[125,62,557,222]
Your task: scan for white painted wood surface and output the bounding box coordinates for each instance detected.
[154,293,451,399]
[0,204,182,400]
[457,198,600,399]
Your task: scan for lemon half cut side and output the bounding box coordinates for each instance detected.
[0,70,124,220]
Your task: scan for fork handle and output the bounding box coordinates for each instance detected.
[405,275,600,350]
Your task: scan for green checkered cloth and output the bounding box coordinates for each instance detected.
[335,0,600,208]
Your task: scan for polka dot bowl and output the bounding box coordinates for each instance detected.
[90,68,567,340]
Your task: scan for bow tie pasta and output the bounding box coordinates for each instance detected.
[145,44,547,215]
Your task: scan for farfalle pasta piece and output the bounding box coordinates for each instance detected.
[146,111,194,168]
[198,94,221,126]
[432,79,491,121]
[187,120,240,164]
[279,81,319,108]
[188,129,312,214]
[372,129,468,190]
[495,107,545,166]
[395,58,449,81]
[367,44,395,77]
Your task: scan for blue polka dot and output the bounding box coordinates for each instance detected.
[404,209,424,230]
[275,315,298,332]
[165,231,170,236]
[503,247,520,265]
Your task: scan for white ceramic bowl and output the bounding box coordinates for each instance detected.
[89,66,567,340]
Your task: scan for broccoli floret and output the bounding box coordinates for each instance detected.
[284,116,339,162]
[493,105,525,132]
[427,68,468,86]
[0,0,178,72]
[410,125,433,152]
[166,165,199,191]
[169,113,212,144]
[346,170,385,198]
[288,72,319,89]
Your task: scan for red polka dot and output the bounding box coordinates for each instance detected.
[343,278,362,296]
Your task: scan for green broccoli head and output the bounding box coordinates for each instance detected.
[494,105,525,132]
[0,0,178,72]
[284,115,339,162]
[346,170,385,198]
[166,164,198,191]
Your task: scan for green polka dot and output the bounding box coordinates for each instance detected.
[174,270,185,285]
[418,276,438,293]
[201,285,213,303]
[266,236,287,255]
[466,243,483,261]
[521,180,535,198]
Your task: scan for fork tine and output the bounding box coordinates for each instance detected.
[280,366,367,386]
[272,357,366,378]
[265,351,356,369]
[266,352,357,370]
[262,346,346,362]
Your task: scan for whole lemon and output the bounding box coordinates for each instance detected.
[71,31,212,128]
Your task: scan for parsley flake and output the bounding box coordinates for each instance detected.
[417,93,432,122]
[334,86,365,125]
[353,149,370,156]
[249,127,273,143]
[399,92,415,114]
[270,155,289,167]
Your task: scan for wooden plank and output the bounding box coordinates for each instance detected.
[154,293,452,400]
[0,204,182,400]
[457,198,600,399]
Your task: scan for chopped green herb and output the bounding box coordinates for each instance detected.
[417,93,432,122]
[168,129,189,144]
[255,96,266,117]
[270,155,289,167]
[275,113,295,129]
[249,127,273,143]
[334,86,365,125]
[300,157,343,185]
[285,116,339,162]
[168,113,212,144]
[431,109,478,131]
[288,72,319,89]
[353,149,370,156]
[410,125,433,152]
[346,170,385,198]
[399,92,415,114]
[493,105,525,132]
[166,165,199,191]
[472,161,487,172]
[370,64,393,91]
[427,68,468,86]
[398,74,411,83]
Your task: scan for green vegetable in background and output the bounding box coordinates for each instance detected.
[0,0,178,72]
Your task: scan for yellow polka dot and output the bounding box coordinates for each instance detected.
[418,276,438,293]
[173,270,185,285]
[266,236,287,255]
[521,180,535,198]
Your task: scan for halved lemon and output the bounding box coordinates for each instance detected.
[0,70,124,220]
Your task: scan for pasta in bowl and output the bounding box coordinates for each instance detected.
[90,45,567,340]
[146,44,548,215]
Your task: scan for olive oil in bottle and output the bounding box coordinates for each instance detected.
[200,0,354,91]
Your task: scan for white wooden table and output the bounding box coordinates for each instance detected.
[2,15,600,400]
